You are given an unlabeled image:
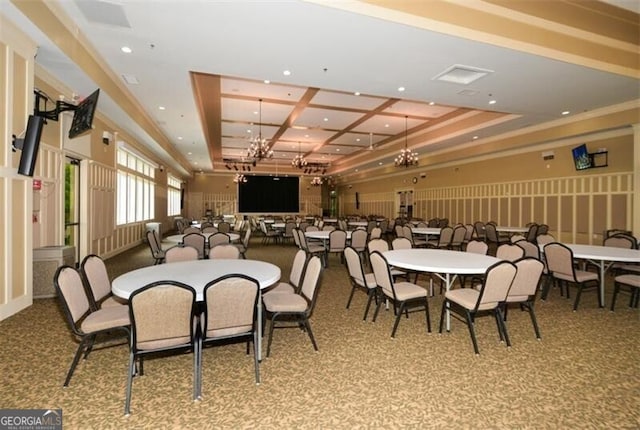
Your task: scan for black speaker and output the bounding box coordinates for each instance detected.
[355,191,360,209]
[18,115,45,177]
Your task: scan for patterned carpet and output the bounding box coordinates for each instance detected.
[1,236,639,429]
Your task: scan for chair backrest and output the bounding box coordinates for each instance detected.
[402,225,413,243]
[544,242,575,278]
[344,246,366,287]
[208,244,240,259]
[183,226,200,234]
[322,225,336,232]
[329,229,347,252]
[289,249,309,289]
[54,265,91,332]
[80,254,111,308]
[428,218,439,228]
[209,232,231,248]
[466,240,488,255]
[292,228,302,248]
[369,227,382,240]
[368,238,389,254]
[129,281,196,351]
[350,229,368,251]
[241,227,252,247]
[604,234,636,249]
[450,225,467,248]
[299,256,323,310]
[508,257,544,300]
[367,220,377,233]
[496,243,525,262]
[146,230,162,257]
[536,234,556,245]
[202,226,218,234]
[474,221,485,239]
[525,224,539,242]
[284,221,296,236]
[298,222,309,232]
[515,240,540,259]
[217,222,231,233]
[510,234,527,243]
[165,245,199,263]
[200,222,213,229]
[183,233,205,258]
[392,237,412,250]
[416,222,428,228]
[475,260,517,311]
[306,225,319,232]
[395,225,404,238]
[464,224,475,241]
[537,224,549,235]
[369,251,394,298]
[203,275,258,339]
[378,219,389,233]
[484,223,499,243]
[438,226,454,247]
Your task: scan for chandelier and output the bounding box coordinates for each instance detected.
[291,142,308,169]
[310,176,323,187]
[233,173,247,183]
[395,115,418,168]
[247,98,273,162]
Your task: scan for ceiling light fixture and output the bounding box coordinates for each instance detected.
[310,176,323,187]
[291,142,308,169]
[395,116,418,168]
[247,98,273,163]
[233,173,247,183]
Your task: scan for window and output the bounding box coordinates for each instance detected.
[116,147,155,225]
[168,175,181,216]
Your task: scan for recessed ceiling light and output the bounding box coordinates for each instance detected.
[158,106,166,110]
[473,136,479,140]
[177,136,183,140]
[378,162,383,165]
[336,148,340,152]
[429,101,435,106]
[356,138,361,142]
[264,79,270,84]
[323,118,328,122]
[304,134,309,138]
[488,100,496,105]
[355,169,359,172]
[121,46,132,53]
[283,70,291,76]
[384,124,390,128]
[398,86,405,92]
[562,110,570,115]
[194,161,198,165]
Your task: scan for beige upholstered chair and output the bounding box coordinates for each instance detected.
[344,246,378,320]
[80,254,127,309]
[235,228,252,258]
[510,234,527,243]
[208,232,231,249]
[183,232,205,259]
[350,229,368,260]
[165,245,199,263]
[450,225,467,251]
[370,251,431,338]
[369,227,382,240]
[439,260,517,354]
[392,237,412,250]
[473,221,486,241]
[496,243,525,262]
[217,221,231,233]
[198,275,260,398]
[54,265,130,387]
[202,226,218,234]
[466,240,488,255]
[264,249,308,296]
[536,234,555,246]
[146,230,165,264]
[183,226,201,234]
[525,224,539,242]
[125,281,197,415]
[611,274,640,311]
[263,256,323,357]
[504,257,545,339]
[427,226,453,249]
[208,244,240,259]
[542,242,600,310]
[298,229,326,266]
[327,229,347,267]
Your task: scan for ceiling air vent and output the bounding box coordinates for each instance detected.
[433,65,493,85]
[75,0,131,28]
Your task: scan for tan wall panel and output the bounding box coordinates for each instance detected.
[11,179,26,300]
[0,42,6,167]
[546,196,558,234]
[611,194,628,229]
[560,196,573,236]
[576,195,589,234]
[12,52,27,134]
[593,195,607,236]
[0,177,5,304]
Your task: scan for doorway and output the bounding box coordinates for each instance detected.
[64,157,80,265]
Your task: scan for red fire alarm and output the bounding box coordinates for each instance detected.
[33,179,42,191]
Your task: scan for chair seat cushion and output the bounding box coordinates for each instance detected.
[392,282,427,301]
[445,288,485,310]
[264,282,295,296]
[307,245,325,253]
[100,295,128,308]
[554,270,598,283]
[81,305,130,333]
[207,325,252,339]
[263,293,308,313]
[615,274,640,288]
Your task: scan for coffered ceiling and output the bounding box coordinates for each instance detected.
[3,0,639,179]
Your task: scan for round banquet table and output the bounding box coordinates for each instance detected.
[165,232,240,243]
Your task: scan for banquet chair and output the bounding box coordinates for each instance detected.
[438,260,517,355]
[610,274,640,311]
[536,224,550,236]
[282,221,296,244]
[217,222,231,233]
[503,257,545,340]
[164,245,199,263]
[183,232,206,259]
[369,227,382,240]
[80,254,127,310]
[542,242,600,310]
[202,226,218,234]
[427,226,453,249]
[183,226,201,234]
[298,229,326,266]
[146,230,165,264]
[53,265,130,387]
[264,249,309,296]
[263,256,323,357]
[458,240,489,287]
[449,225,467,251]
[370,251,431,338]
[235,228,252,259]
[208,244,240,259]
[344,246,378,320]
[485,223,508,251]
[125,281,198,415]
[510,234,527,243]
[350,228,368,262]
[525,224,539,242]
[208,232,231,249]
[496,243,525,262]
[474,221,486,241]
[392,237,412,250]
[260,220,281,245]
[367,239,409,281]
[198,275,260,398]
[536,234,555,246]
[327,229,347,267]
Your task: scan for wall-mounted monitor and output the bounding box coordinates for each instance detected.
[238,175,299,213]
[17,115,45,177]
[68,89,99,139]
[572,143,592,171]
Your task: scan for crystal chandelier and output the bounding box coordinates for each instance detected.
[310,176,323,186]
[247,99,273,162]
[233,173,247,183]
[395,115,418,168]
[291,142,308,169]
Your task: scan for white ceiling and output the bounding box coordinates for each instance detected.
[2,0,638,178]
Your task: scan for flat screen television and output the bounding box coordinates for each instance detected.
[238,175,299,213]
[572,143,592,171]
[68,89,99,139]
